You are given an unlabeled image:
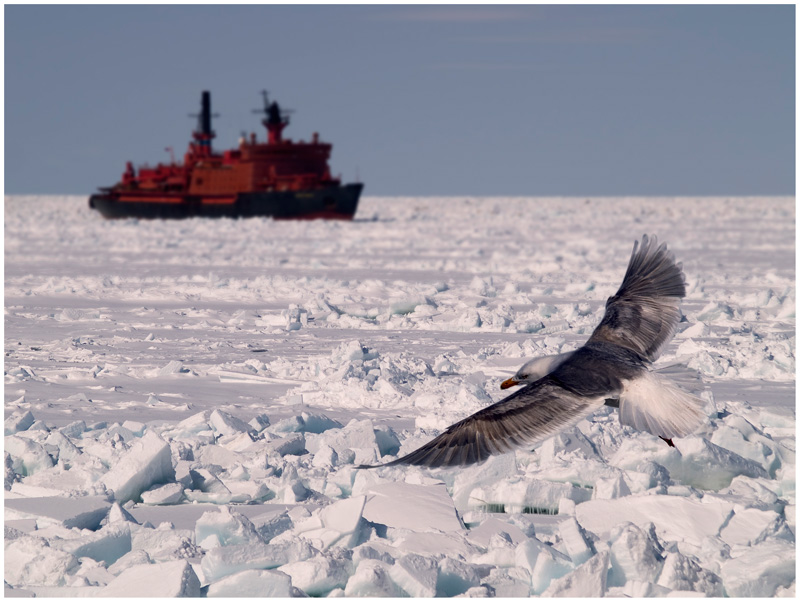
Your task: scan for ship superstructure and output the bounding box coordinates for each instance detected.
[89,91,362,219]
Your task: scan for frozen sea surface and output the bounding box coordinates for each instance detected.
[4,195,796,597]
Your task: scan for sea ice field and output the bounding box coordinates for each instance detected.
[4,194,796,597]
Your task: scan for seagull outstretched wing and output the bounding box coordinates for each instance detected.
[362,376,606,468]
[587,234,685,361]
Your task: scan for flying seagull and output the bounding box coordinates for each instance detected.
[499,353,703,447]
[499,334,705,449]
[361,234,706,468]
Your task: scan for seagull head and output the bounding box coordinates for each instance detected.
[500,351,576,389]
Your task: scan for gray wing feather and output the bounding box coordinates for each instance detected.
[587,234,686,361]
[365,378,606,468]
[653,362,705,393]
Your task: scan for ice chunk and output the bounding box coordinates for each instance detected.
[451,453,519,512]
[575,495,734,549]
[108,549,153,576]
[392,530,479,559]
[5,435,54,476]
[468,478,591,514]
[592,474,632,499]
[720,538,795,596]
[711,424,781,476]
[53,523,132,566]
[4,410,35,435]
[351,543,394,568]
[224,480,273,503]
[665,436,769,490]
[267,463,311,504]
[249,508,293,543]
[469,531,517,567]
[679,321,709,338]
[72,556,114,587]
[307,418,383,465]
[557,516,594,566]
[515,538,573,594]
[100,431,175,503]
[102,502,139,525]
[206,569,292,597]
[195,506,263,550]
[171,411,211,437]
[141,482,184,505]
[390,298,426,315]
[618,580,672,597]
[201,540,314,583]
[538,429,601,462]
[718,475,784,512]
[331,339,371,363]
[157,360,189,376]
[362,481,463,532]
[29,420,51,433]
[312,443,340,469]
[436,557,485,596]
[316,495,366,547]
[719,506,791,546]
[268,415,305,433]
[283,303,308,330]
[373,425,401,456]
[482,567,531,597]
[344,558,403,596]
[696,301,734,322]
[101,559,200,597]
[388,553,438,597]
[607,522,663,586]
[656,551,723,596]
[265,432,306,456]
[758,406,795,430]
[542,550,609,597]
[280,551,353,596]
[248,413,271,432]
[4,495,111,530]
[465,516,530,548]
[8,467,98,499]
[209,409,255,438]
[121,420,145,436]
[44,430,83,465]
[130,527,197,562]
[4,534,80,586]
[189,468,230,495]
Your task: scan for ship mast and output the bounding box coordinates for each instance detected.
[254,90,292,145]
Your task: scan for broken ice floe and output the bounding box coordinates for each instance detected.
[4,396,795,597]
[4,195,796,597]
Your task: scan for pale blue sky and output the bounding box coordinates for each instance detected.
[4,4,795,195]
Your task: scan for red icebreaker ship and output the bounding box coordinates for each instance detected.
[89,91,362,219]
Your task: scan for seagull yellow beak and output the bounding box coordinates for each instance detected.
[500,378,520,390]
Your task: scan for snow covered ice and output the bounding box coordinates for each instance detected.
[4,194,796,597]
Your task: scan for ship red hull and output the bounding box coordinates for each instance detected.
[89,183,362,220]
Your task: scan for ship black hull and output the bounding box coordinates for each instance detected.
[89,183,362,220]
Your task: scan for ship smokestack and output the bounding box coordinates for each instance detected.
[200,91,212,137]
[190,90,216,154]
